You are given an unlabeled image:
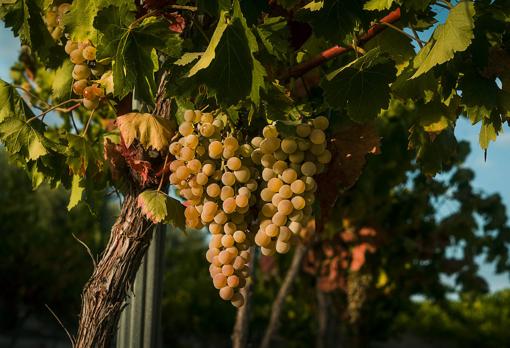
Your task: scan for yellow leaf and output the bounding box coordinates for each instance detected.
[116,112,174,151]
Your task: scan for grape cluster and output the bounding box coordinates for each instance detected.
[168,110,257,307]
[65,40,110,110]
[44,3,71,41]
[251,117,331,256]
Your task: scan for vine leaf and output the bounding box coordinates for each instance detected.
[479,121,498,151]
[0,0,64,68]
[0,118,49,160]
[0,79,34,122]
[94,5,182,104]
[322,49,396,122]
[411,1,475,78]
[364,0,394,11]
[51,61,74,102]
[188,0,266,105]
[64,0,136,41]
[66,134,102,176]
[137,190,185,228]
[68,175,85,210]
[256,16,290,61]
[116,113,174,151]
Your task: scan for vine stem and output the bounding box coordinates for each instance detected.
[26,99,82,123]
[157,153,170,192]
[281,8,402,80]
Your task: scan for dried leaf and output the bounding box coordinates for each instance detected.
[116,112,174,151]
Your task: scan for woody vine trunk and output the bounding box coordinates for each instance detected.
[74,192,153,347]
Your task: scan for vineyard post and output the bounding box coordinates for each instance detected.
[117,224,166,348]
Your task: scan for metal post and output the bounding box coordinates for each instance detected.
[117,224,166,348]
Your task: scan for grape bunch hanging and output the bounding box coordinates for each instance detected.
[168,110,331,306]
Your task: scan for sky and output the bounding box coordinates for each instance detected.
[0,13,508,292]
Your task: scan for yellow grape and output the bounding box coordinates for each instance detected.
[262,125,278,138]
[277,200,293,215]
[72,79,88,95]
[282,168,298,184]
[227,157,242,171]
[310,142,326,155]
[210,235,222,249]
[231,293,245,307]
[296,123,312,138]
[219,250,235,264]
[260,188,275,202]
[208,141,223,159]
[318,149,332,164]
[289,151,305,164]
[184,206,199,220]
[279,185,293,199]
[82,46,97,61]
[82,98,99,110]
[222,264,235,276]
[203,201,218,217]
[234,167,251,183]
[224,136,239,152]
[290,180,305,194]
[65,40,78,54]
[297,139,311,151]
[261,203,277,217]
[272,160,287,175]
[262,168,276,181]
[260,137,280,154]
[278,226,292,242]
[221,234,235,248]
[274,150,288,161]
[169,142,181,156]
[235,194,249,208]
[255,231,271,247]
[224,222,237,235]
[261,154,276,168]
[276,240,290,254]
[206,183,220,197]
[72,64,90,80]
[187,159,202,173]
[200,123,215,137]
[213,274,227,289]
[238,187,251,197]
[185,134,199,148]
[201,112,214,124]
[251,148,263,165]
[214,211,228,224]
[281,138,297,154]
[301,162,317,176]
[267,177,283,193]
[223,197,237,214]
[213,118,224,129]
[209,223,223,234]
[206,248,220,263]
[179,122,194,136]
[221,172,236,186]
[272,212,287,226]
[246,179,258,192]
[219,286,234,300]
[179,147,194,161]
[291,196,306,210]
[309,129,326,145]
[261,246,276,256]
[233,230,246,243]
[70,49,85,64]
[202,163,215,176]
[175,166,190,180]
[271,193,283,207]
[240,144,253,157]
[313,116,329,130]
[183,109,195,122]
[288,221,302,234]
[221,186,235,201]
[264,223,279,238]
[227,275,240,288]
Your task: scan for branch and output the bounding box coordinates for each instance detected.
[281,8,402,80]
[259,242,308,348]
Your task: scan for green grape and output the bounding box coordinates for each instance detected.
[301,162,317,176]
[318,149,332,164]
[313,116,329,130]
[310,129,326,145]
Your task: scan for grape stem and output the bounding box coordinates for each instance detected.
[81,107,96,136]
[157,153,170,192]
[26,98,82,124]
[281,8,402,80]
[379,21,427,46]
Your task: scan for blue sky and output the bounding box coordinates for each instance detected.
[0,13,508,292]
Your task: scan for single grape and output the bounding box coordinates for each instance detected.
[282,168,298,184]
[82,46,97,61]
[289,151,305,164]
[255,230,271,247]
[281,138,297,154]
[260,188,275,202]
[224,222,237,235]
[221,186,235,201]
[310,129,326,145]
[279,185,293,199]
[261,246,276,256]
[208,141,223,159]
[227,157,242,171]
[261,154,276,168]
[301,162,317,176]
[271,193,283,207]
[264,223,279,238]
[45,11,58,27]
[179,146,194,161]
[262,125,278,138]
[278,226,292,242]
[200,123,215,137]
[178,121,194,136]
[206,183,221,198]
[227,275,240,288]
[261,203,277,217]
[213,274,227,289]
[233,230,246,243]
[82,98,99,110]
[313,116,329,130]
[288,221,302,234]
[251,149,263,165]
[223,197,237,214]
[290,180,305,194]
[202,163,215,176]
[221,172,236,186]
[276,240,290,254]
[187,159,202,173]
[221,234,235,248]
[70,49,85,64]
[72,64,91,80]
[72,79,88,95]
[234,167,251,183]
[203,201,218,217]
[201,112,214,124]
[219,286,234,301]
[214,211,228,224]
[272,212,287,226]
[262,168,276,181]
[277,200,293,215]
[296,123,312,137]
[318,149,332,164]
[209,223,223,234]
[184,109,195,122]
[175,166,190,180]
[235,194,249,208]
[65,40,78,54]
[231,293,245,307]
[291,196,306,210]
[224,136,239,152]
[222,264,235,276]
[267,177,283,193]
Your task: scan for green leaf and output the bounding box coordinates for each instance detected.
[189,1,266,106]
[51,61,74,102]
[0,79,35,122]
[174,52,203,66]
[458,70,500,123]
[364,0,394,11]
[479,121,498,150]
[2,0,64,68]
[116,112,175,151]
[188,10,229,77]
[411,1,475,78]
[0,118,49,160]
[67,174,85,210]
[95,6,183,104]
[66,134,102,175]
[299,0,366,43]
[322,49,397,122]
[256,16,290,61]
[137,190,185,228]
[64,0,136,42]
